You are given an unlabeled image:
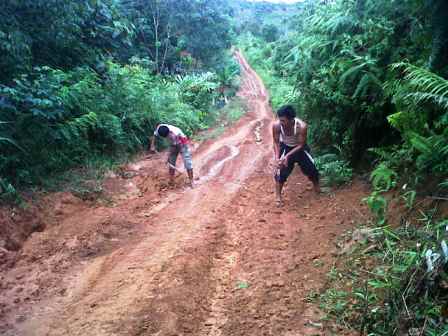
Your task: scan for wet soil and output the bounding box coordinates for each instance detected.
[0,51,370,336]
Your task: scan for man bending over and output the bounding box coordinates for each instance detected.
[273,105,320,206]
[150,124,194,188]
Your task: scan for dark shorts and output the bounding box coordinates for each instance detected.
[275,143,319,184]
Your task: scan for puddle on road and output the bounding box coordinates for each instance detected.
[254,120,264,144]
[198,145,240,184]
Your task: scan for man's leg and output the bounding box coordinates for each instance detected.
[275,181,285,206]
[181,145,194,187]
[168,167,175,184]
[168,146,179,185]
[312,179,321,193]
[275,159,294,206]
[297,146,320,194]
[187,169,194,187]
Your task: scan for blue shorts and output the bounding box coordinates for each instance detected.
[275,143,319,183]
[169,144,193,170]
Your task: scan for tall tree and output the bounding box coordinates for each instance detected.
[0,0,134,83]
[427,0,448,75]
[121,0,232,73]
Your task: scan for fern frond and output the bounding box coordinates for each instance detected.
[440,180,448,189]
[392,62,448,111]
[409,132,432,154]
[371,163,397,191]
[353,73,370,98]
[59,112,98,141]
[340,63,366,83]
[339,57,378,84]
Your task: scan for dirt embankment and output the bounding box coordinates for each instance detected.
[0,51,369,336]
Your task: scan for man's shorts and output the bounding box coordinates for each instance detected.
[169,144,193,170]
[275,143,319,184]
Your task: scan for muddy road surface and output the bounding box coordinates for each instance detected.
[0,51,368,336]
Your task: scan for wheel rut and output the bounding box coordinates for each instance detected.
[3,50,369,336]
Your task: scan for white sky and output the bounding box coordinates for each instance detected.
[248,0,304,3]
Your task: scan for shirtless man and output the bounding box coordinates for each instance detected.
[272,105,320,206]
[150,124,194,187]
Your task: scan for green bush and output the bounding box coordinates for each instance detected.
[315,153,353,188]
[0,62,222,189]
[236,2,448,335]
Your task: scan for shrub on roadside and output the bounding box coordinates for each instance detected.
[0,62,221,189]
[315,153,353,188]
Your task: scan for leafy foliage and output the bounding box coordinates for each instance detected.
[0,60,224,189]
[229,0,300,38]
[238,0,436,163]
[385,62,448,177]
[0,0,240,194]
[121,0,233,73]
[235,1,448,334]
[370,163,397,192]
[315,153,353,188]
[391,63,448,111]
[0,0,135,82]
[0,0,233,83]
[320,212,448,335]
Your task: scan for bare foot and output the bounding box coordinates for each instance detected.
[275,198,284,208]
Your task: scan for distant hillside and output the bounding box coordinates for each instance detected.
[229,0,303,40]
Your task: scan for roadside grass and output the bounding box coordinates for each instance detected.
[1,153,135,205]
[38,153,135,200]
[6,98,247,203]
[194,97,247,142]
[317,200,448,335]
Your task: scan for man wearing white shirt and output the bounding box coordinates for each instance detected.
[150,124,194,188]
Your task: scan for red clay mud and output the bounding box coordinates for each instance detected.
[0,51,369,336]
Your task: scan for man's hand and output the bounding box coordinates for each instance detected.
[277,156,288,168]
[149,136,157,154]
[276,159,283,169]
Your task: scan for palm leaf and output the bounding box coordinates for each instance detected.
[392,62,448,110]
[340,62,370,84]
[409,133,432,154]
[0,137,25,152]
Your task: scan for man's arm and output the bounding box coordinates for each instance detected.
[284,121,307,161]
[149,125,160,152]
[148,136,157,153]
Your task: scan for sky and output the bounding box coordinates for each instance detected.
[248,0,304,3]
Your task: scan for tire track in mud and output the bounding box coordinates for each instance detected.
[196,175,368,336]
[4,50,370,336]
[196,51,274,336]
[16,50,275,336]
[198,211,242,336]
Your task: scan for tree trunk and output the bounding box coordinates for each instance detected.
[428,0,448,77]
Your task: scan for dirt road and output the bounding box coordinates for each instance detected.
[0,51,368,336]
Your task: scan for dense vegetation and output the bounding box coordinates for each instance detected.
[0,0,242,196]
[1,0,448,333]
[229,0,299,42]
[237,0,448,334]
